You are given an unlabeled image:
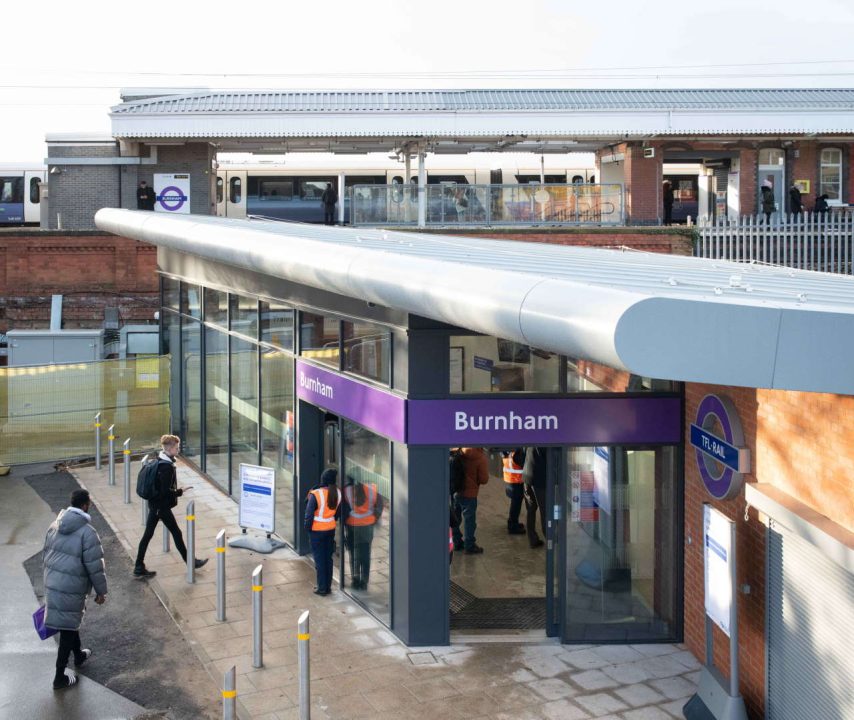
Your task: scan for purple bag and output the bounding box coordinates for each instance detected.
[33,605,57,640]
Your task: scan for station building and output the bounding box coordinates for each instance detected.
[95,206,854,720]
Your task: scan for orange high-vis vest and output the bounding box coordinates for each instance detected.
[343,483,378,527]
[449,527,454,554]
[309,487,337,532]
[502,455,524,484]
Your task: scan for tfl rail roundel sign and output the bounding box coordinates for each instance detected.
[690,394,750,500]
[154,174,190,214]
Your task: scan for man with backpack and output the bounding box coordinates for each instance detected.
[133,434,208,578]
[450,447,489,554]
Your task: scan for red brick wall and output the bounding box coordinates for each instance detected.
[791,141,818,210]
[684,384,854,719]
[0,232,158,332]
[739,149,758,216]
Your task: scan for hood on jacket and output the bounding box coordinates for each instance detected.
[57,507,91,535]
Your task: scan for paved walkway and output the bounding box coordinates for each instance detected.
[74,461,698,720]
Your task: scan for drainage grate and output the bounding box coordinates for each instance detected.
[450,582,546,630]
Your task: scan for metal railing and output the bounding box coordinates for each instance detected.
[695,212,854,274]
[349,183,624,227]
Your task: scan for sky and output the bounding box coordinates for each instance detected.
[3,0,854,161]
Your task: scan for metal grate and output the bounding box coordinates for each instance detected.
[450,582,546,630]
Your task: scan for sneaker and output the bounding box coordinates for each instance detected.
[194,558,209,569]
[133,566,156,578]
[74,649,92,667]
[53,669,78,690]
[464,544,484,554]
[508,524,526,535]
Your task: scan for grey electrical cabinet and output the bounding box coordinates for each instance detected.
[7,330,104,367]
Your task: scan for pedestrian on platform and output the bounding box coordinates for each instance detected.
[451,447,489,554]
[662,180,674,225]
[815,193,830,217]
[136,180,156,211]
[342,474,383,590]
[523,447,548,549]
[789,183,803,216]
[305,468,341,595]
[501,448,526,535]
[761,179,776,223]
[321,182,337,225]
[43,488,107,690]
[133,434,208,578]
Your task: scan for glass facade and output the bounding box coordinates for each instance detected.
[567,357,680,393]
[205,326,230,491]
[181,317,202,461]
[449,335,560,392]
[261,301,294,351]
[343,320,390,385]
[300,311,340,369]
[230,335,259,498]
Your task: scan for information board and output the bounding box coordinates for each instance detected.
[238,464,276,533]
[704,504,733,637]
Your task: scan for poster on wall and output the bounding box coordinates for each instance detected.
[154,173,191,214]
[238,463,276,533]
[703,504,733,637]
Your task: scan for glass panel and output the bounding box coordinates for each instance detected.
[260,301,294,351]
[229,177,242,203]
[820,149,842,202]
[0,176,23,203]
[259,179,294,200]
[299,311,340,369]
[564,446,679,642]
[821,148,842,165]
[260,348,295,545]
[180,282,201,319]
[449,335,559,393]
[758,149,784,166]
[205,327,229,491]
[567,357,680,393]
[301,178,333,200]
[230,335,259,498]
[215,177,223,204]
[29,177,41,204]
[204,288,228,327]
[343,320,390,385]
[342,420,391,625]
[162,275,180,311]
[229,294,258,339]
[162,310,181,433]
[180,318,201,462]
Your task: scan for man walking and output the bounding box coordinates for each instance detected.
[43,488,107,690]
[134,434,207,578]
[451,447,489,554]
[321,182,337,225]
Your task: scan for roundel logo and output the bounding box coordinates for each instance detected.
[690,394,750,500]
[157,186,188,212]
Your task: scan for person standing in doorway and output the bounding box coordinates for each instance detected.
[305,468,341,595]
[321,182,338,225]
[761,180,776,223]
[451,447,489,554]
[662,180,674,225]
[43,489,107,690]
[789,183,803,217]
[342,475,383,590]
[524,447,548,549]
[501,448,526,535]
[136,180,156,211]
[133,435,208,578]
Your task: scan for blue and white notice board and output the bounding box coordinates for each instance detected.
[238,464,276,533]
[703,504,733,637]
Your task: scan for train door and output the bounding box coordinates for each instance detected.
[224,171,247,218]
[0,173,24,225]
[24,171,44,224]
[215,171,226,216]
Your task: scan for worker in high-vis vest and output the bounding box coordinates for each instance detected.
[502,448,527,535]
[304,468,341,596]
[342,476,384,591]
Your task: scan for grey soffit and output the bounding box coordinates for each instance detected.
[94,209,854,396]
[110,88,854,114]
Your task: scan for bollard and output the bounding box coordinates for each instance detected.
[298,610,310,720]
[107,425,116,486]
[216,530,226,622]
[252,564,263,668]
[123,438,131,503]
[94,413,102,470]
[163,524,171,552]
[222,665,236,720]
[186,500,196,584]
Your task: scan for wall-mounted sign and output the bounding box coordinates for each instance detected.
[690,394,750,500]
[794,179,810,194]
[154,173,190,214]
[703,504,734,637]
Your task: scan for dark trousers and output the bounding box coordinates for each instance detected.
[309,530,336,592]
[452,495,478,549]
[344,524,374,588]
[505,482,525,529]
[136,503,188,566]
[56,629,82,678]
[323,206,335,224]
[663,204,673,225]
[526,483,547,547]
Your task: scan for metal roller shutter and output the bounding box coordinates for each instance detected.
[767,518,854,720]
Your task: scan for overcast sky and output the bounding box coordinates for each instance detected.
[3,0,854,161]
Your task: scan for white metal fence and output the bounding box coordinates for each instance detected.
[695,213,854,274]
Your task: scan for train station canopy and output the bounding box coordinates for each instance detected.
[95,208,854,395]
[109,88,854,154]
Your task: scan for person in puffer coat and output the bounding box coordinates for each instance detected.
[43,488,107,690]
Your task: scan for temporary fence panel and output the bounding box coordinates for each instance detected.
[0,356,170,466]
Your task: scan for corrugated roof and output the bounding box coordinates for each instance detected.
[111,88,854,114]
[94,209,854,395]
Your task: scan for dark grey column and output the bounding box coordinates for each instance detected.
[296,400,324,556]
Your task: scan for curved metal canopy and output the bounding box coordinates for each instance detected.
[95,209,854,395]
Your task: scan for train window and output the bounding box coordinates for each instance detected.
[571,175,585,184]
[391,176,403,185]
[259,180,293,200]
[589,175,595,183]
[29,177,41,203]
[229,177,242,204]
[216,177,224,204]
[300,179,333,200]
[0,177,24,204]
[515,174,566,184]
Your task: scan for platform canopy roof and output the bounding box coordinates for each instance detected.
[109,88,854,155]
[96,208,854,396]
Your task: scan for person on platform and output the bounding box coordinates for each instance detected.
[501,448,526,535]
[304,468,341,595]
[136,180,156,211]
[342,475,383,590]
[451,447,489,554]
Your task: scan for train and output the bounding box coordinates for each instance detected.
[0,165,46,225]
[215,153,597,223]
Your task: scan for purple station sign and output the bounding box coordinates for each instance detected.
[295,360,406,443]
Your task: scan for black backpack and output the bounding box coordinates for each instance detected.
[449,449,465,496]
[136,454,161,501]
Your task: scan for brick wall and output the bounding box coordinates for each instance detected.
[684,383,854,719]
[791,141,817,211]
[0,231,158,332]
[739,149,758,216]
